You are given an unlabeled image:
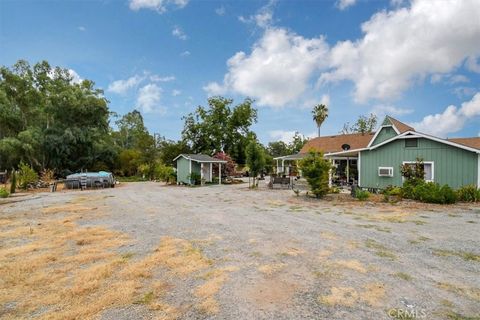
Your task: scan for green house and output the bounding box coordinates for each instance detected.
[276,116,480,190]
[173,154,227,185]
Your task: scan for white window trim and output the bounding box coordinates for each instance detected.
[378,166,394,177]
[402,161,434,182]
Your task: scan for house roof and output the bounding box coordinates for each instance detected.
[447,137,480,150]
[386,116,415,133]
[299,132,376,154]
[173,154,227,163]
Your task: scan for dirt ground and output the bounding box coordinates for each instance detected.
[0,181,479,320]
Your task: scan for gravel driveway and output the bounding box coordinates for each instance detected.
[1,181,479,319]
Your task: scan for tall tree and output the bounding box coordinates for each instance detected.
[312,104,329,137]
[341,114,378,135]
[181,97,257,164]
[245,140,266,188]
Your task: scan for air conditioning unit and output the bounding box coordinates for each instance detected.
[378,167,393,177]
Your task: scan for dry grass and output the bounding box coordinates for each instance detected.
[437,282,480,302]
[0,195,224,319]
[318,283,385,307]
[332,259,367,273]
[258,263,285,275]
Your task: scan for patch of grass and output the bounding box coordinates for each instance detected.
[356,224,391,233]
[393,272,413,281]
[365,239,397,260]
[466,220,477,224]
[437,282,480,302]
[446,311,480,320]
[134,291,155,304]
[433,249,480,262]
[410,220,427,225]
[121,252,135,261]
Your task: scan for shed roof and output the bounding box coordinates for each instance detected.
[447,137,480,150]
[387,116,415,133]
[173,154,227,163]
[300,132,375,154]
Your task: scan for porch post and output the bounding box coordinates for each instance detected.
[281,159,285,175]
[210,163,213,182]
[189,159,192,184]
[219,163,222,185]
[200,163,204,185]
[328,159,333,188]
[346,158,350,185]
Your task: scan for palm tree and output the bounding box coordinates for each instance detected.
[312,104,329,137]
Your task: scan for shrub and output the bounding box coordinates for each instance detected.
[154,164,176,184]
[10,171,16,194]
[188,172,201,185]
[0,187,9,198]
[412,182,457,204]
[329,187,340,194]
[457,185,479,202]
[40,169,55,183]
[355,188,370,201]
[382,185,403,202]
[18,162,38,190]
[298,150,331,198]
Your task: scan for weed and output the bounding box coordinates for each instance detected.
[134,291,155,304]
[393,272,412,281]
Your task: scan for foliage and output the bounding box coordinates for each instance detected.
[18,162,38,189]
[312,104,328,137]
[10,170,16,194]
[154,163,176,184]
[181,97,257,164]
[266,132,309,158]
[40,169,55,183]
[0,187,9,198]
[293,189,300,197]
[117,149,142,177]
[341,113,377,134]
[158,139,191,166]
[188,172,201,185]
[411,182,457,204]
[329,186,340,194]
[400,158,425,183]
[245,140,266,188]
[213,152,236,177]
[298,150,331,198]
[456,185,479,202]
[355,188,370,201]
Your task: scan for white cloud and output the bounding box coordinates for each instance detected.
[238,0,275,28]
[336,0,356,10]
[180,50,191,57]
[172,26,187,40]
[412,92,480,137]
[136,84,163,113]
[108,75,143,94]
[215,6,225,16]
[172,89,181,96]
[269,130,315,143]
[77,26,86,32]
[68,69,82,84]
[449,75,469,84]
[150,75,175,82]
[204,27,329,107]
[129,0,188,13]
[466,56,480,73]
[321,0,480,103]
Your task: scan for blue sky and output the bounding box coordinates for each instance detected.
[1,0,479,144]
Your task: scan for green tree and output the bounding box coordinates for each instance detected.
[181,97,257,164]
[266,141,290,158]
[312,104,329,137]
[299,150,331,198]
[289,132,308,154]
[342,114,378,135]
[158,139,192,166]
[245,140,266,188]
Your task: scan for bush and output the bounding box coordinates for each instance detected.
[382,185,403,202]
[0,187,9,198]
[298,150,331,198]
[188,172,201,185]
[355,188,370,201]
[457,185,479,202]
[411,182,457,204]
[154,164,176,184]
[18,162,38,190]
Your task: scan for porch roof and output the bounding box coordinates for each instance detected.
[173,154,227,163]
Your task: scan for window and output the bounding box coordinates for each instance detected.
[403,161,434,182]
[405,138,418,148]
[378,167,393,177]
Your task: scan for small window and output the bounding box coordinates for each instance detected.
[378,167,393,177]
[405,138,418,148]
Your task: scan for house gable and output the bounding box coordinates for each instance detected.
[369,126,398,146]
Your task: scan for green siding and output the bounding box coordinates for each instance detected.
[371,126,397,146]
[360,138,478,189]
[176,157,191,184]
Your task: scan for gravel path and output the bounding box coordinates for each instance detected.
[2,181,479,319]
